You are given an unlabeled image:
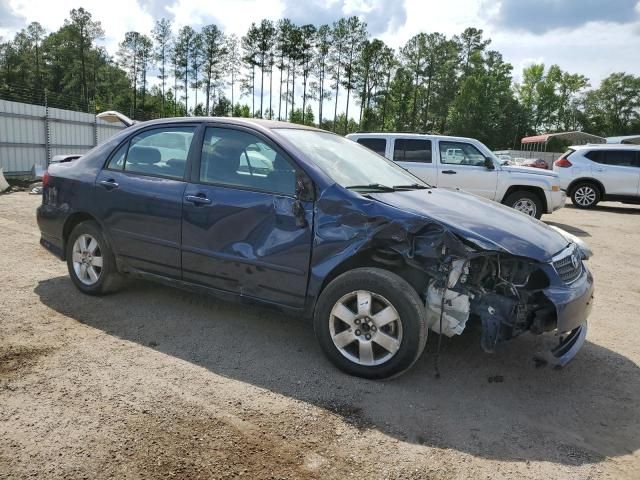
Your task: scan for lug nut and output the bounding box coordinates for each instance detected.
[371,326,377,331]
[365,334,371,340]
[355,329,361,336]
[355,319,361,325]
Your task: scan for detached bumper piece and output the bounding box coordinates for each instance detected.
[534,321,588,368]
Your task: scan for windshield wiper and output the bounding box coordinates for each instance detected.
[346,183,396,192]
[392,183,430,190]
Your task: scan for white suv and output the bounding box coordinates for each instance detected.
[553,144,640,208]
[346,133,565,219]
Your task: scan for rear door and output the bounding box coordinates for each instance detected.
[435,140,498,199]
[586,149,640,196]
[94,124,197,279]
[181,125,313,307]
[391,138,436,185]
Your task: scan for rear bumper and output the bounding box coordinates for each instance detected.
[37,204,65,260]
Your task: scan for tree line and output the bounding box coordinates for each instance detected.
[1,7,639,148]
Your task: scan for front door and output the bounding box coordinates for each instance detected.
[181,126,313,308]
[436,140,498,199]
[94,125,197,278]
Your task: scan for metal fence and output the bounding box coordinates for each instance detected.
[0,99,125,177]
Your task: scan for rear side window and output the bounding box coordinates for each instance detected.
[585,149,638,167]
[393,139,432,163]
[107,126,196,179]
[356,137,387,156]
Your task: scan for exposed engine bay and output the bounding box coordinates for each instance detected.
[425,255,558,353]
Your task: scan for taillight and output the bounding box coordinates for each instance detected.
[554,158,572,168]
[42,170,50,187]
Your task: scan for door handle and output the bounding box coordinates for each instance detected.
[442,170,457,174]
[185,194,212,205]
[99,179,119,190]
[595,168,606,172]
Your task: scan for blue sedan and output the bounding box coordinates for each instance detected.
[37,118,594,378]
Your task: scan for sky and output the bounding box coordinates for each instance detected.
[1,0,639,116]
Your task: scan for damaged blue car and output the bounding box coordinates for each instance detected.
[37,118,594,379]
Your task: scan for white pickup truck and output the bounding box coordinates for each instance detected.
[346,133,565,219]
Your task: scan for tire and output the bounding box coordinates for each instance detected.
[571,182,600,209]
[313,268,427,379]
[503,190,544,219]
[66,220,123,295]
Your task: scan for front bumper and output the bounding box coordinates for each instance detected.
[544,263,594,333]
[546,189,567,213]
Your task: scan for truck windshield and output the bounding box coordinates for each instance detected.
[275,129,429,190]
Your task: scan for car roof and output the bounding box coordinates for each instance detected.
[570,143,640,150]
[138,116,324,132]
[347,132,480,143]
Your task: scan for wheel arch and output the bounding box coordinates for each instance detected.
[501,185,548,212]
[62,212,108,260]
[310,248,428,317]
[566,178,606,197]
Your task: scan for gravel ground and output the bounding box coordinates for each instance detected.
[0,192,638,479]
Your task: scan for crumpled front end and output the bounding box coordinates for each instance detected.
[423,246,594,367]
[310,186,594,367]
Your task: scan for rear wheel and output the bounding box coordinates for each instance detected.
[313,268,427,379]
[66,221,122,295]
[504,190,543,219]
[571,182,600,209]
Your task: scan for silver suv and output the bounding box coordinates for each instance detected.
[554,145,640,208]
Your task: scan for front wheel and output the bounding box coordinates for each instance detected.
[313,268,427,379]
[503,190,544,219]
[66,221,123,295]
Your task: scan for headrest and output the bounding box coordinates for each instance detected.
[128,146,161,165]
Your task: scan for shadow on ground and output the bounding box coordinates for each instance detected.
[564,202,640,215]
[35,276,640,466]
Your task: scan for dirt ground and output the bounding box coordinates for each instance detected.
[0,192,638,480]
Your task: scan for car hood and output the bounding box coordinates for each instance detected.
[368,188,568,262]
[501,164,557,177]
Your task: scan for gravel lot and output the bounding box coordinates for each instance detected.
[0,192,639,479]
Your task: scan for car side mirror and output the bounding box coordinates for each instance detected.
[484,157,495,170]
[295,171,315,202]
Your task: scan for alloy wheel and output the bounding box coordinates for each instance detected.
[513,198,537,217]
[329,290,403,366]
[574,186,597,206]
[72,234,103,286]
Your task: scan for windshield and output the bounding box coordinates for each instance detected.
[274,129,428,190]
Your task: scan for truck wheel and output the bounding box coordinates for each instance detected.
[504,190,543,219]
[66,221,123,295]
[313,268,427,379]
[571,182,600,209]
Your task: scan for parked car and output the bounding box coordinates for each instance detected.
[37,118,594,378]
[520,158,549,170]
[554,144,640,208]
[347,133,565,219]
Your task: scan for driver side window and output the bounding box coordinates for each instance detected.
[439,141,486,167]
[199,127,297,196]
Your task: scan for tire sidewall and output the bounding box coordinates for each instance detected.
[65,221,116,295]
[506,191,543,219]
[571,183,599,209]
[314,268,427,379]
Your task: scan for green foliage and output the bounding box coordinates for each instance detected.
[0,8,638,145]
